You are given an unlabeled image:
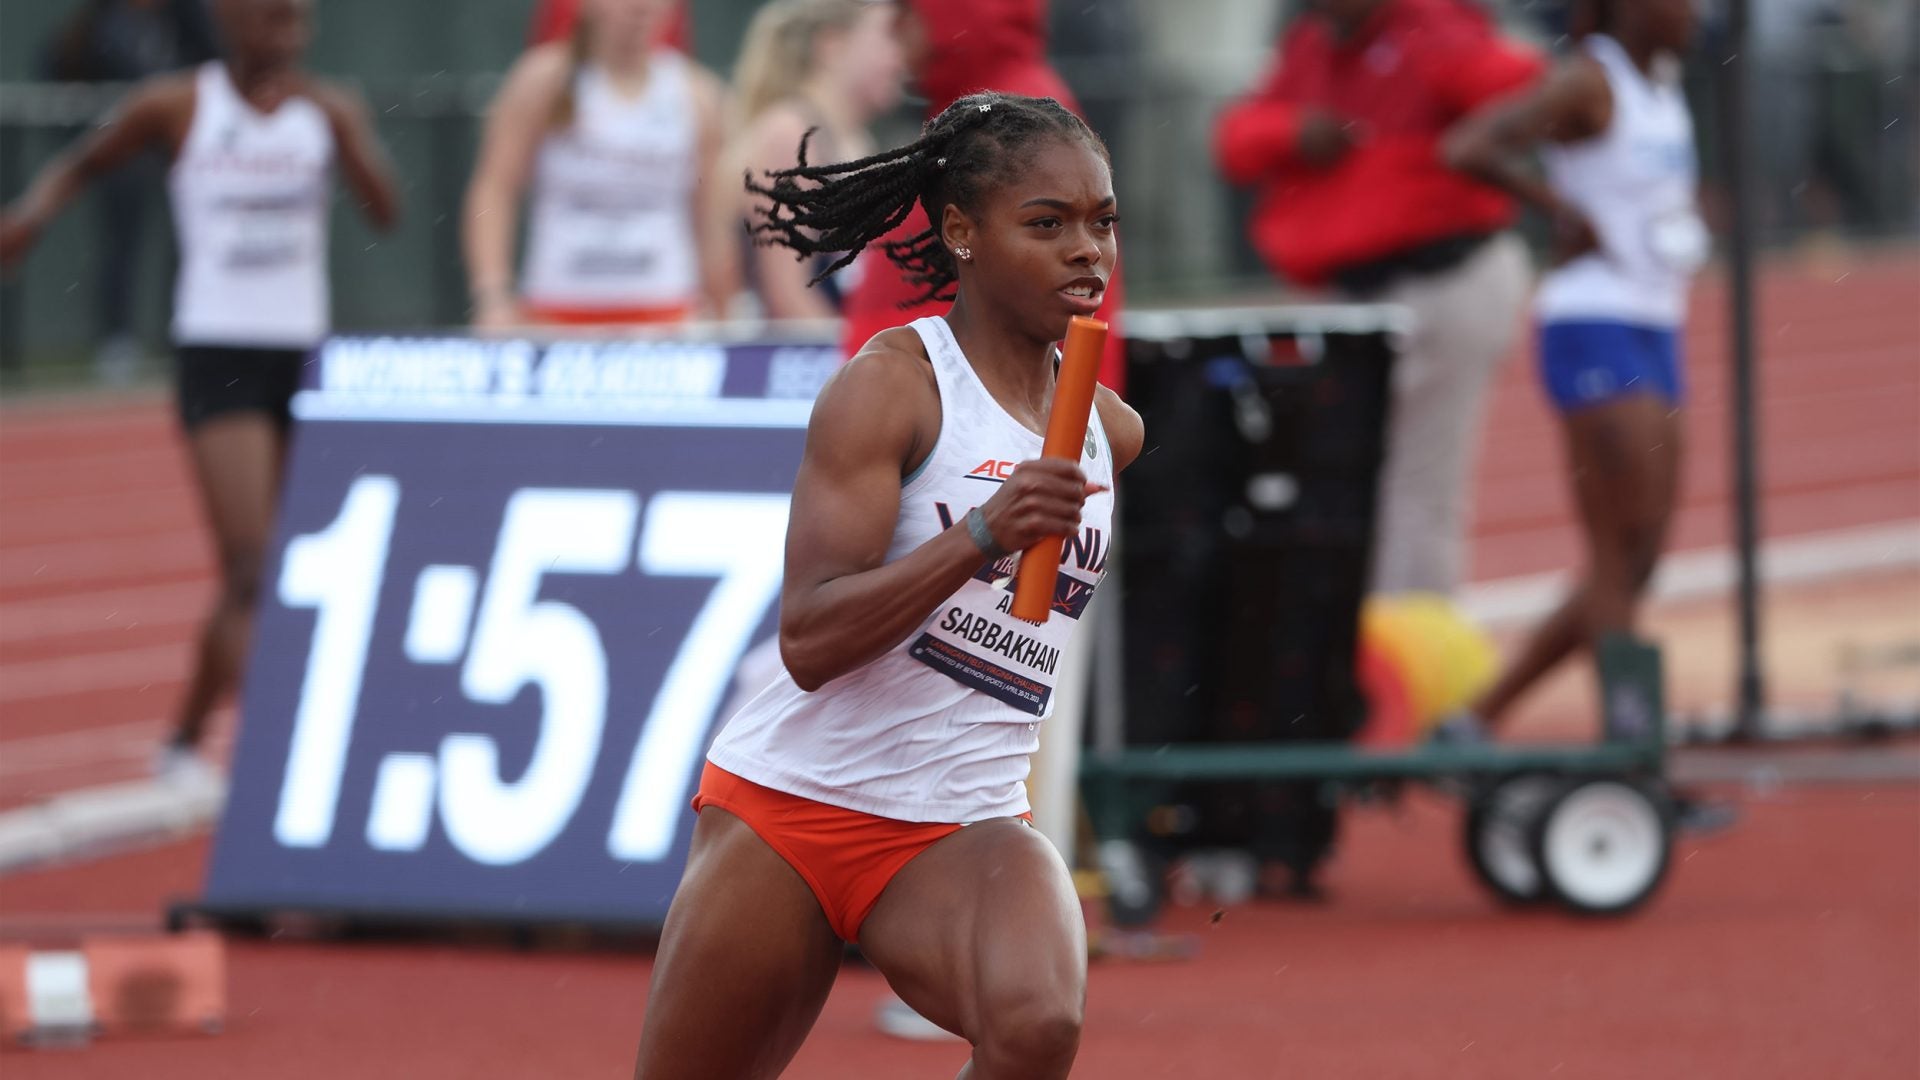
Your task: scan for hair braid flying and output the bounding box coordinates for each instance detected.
[745,92,1107,305]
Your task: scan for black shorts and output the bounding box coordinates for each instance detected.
[175,344,308,432]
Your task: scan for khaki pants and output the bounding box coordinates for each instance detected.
[1356,232,1532,597]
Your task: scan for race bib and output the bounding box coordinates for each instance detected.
[907,554,1100,719]
[223,201,313,271]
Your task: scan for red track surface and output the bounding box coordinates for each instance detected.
[1,249,1916,1076]
[1,784,1915,1079]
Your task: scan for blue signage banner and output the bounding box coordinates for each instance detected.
[202,334,838,925]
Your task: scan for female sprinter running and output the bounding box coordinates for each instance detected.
[632,92,1142,1079]
[721,0,904,319]
[463,0,729,329]
[0,0,398,778]
[1443,0,1705,728]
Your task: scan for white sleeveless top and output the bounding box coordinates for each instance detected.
[167,62,335,348]
[521,54,699,310]
[1535,36,1707,329]
[707,317,1118,823]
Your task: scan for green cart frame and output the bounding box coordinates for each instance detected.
[1080,635,1677,918]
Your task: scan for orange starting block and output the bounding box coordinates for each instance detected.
[0,932,224,1046]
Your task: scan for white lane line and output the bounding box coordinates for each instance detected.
[1460,520,1920,628]
[0,581,209,644]
[0,643,188,704]
[0,533,208,589]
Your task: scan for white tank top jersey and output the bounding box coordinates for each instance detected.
[167,62,335,348]
[707,317,1118,823]
[1535,35,1708,329]
[521,53,700,309]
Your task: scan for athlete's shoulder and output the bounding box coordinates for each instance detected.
[111,70,198,151]
[815,328,936,421]
[299,75,371,124]
[1544,50,1614,141]
[831,325,937,401]
[1560,49,1612,95]
[127,69,199,116]
[745,99,813,155]
[1093,383,1144,472]
[855,324,931,362]
[675,52,729,124]
[804,326,938,463]
[141,67,201,101]
[673,51,726,93]
[504,43,578,97]
[518,41,576,76]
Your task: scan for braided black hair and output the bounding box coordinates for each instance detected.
[745,92,1109,305]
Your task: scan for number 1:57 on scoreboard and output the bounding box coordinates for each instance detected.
[269,474,790,868]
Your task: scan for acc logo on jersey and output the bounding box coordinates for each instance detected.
[968,437,1096,483]
[966,459,1018,483]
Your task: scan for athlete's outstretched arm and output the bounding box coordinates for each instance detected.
[779,336,1093,691]
[0,75,189,266]
[313,80,400,232]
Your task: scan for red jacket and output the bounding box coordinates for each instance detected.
[839,0,1128,394]
[1215,0,1542,287]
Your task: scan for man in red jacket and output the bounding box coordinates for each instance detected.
[1217,0,1541,597]
[840,0,1128,396]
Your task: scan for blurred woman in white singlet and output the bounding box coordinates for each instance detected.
[463,0,730,329]
[719,0,905,321]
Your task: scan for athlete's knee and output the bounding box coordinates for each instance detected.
[1620,527,1665,593]
[1625,550,1659,593]
[974,996,1082,1075]
[1590,519,1663,594]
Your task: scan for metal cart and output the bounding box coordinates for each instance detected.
[1081,630,1679,921]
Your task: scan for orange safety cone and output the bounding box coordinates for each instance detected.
[1355,635,1417,748]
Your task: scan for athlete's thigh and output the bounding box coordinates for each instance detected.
[1564,396,1681,547]
[634,807,842,1080]
[856,818,1086,1040]
[183,412,286,569]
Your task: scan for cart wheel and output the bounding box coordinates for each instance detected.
[1464,774,1556,905]
[1530,778,1672,916]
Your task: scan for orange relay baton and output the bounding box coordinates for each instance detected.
[1010,315,1108,623]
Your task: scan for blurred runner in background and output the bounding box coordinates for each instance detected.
[0,0,399,781]
[1444,0,1707,732]
[41,0,220,383]
[721,0,905,321]
[464,0,727,329]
